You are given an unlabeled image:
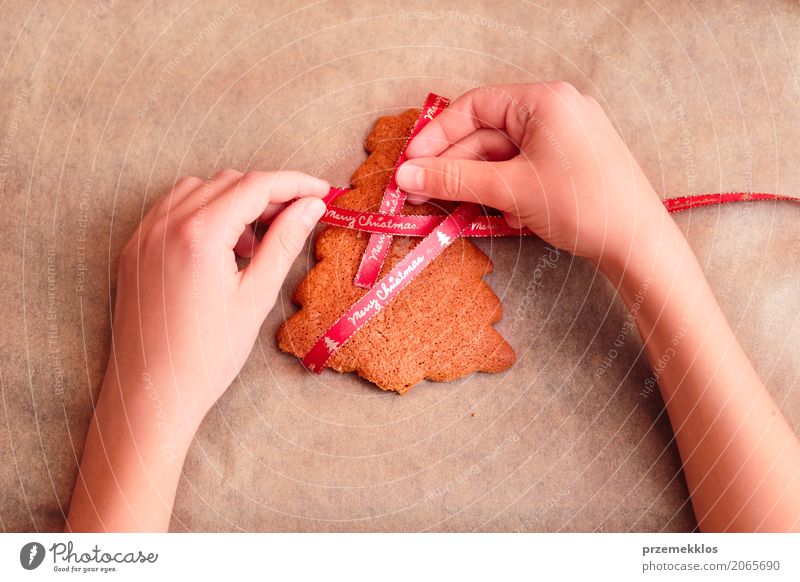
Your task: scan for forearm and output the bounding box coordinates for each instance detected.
[602,209,800,532]
[66,361,196,532]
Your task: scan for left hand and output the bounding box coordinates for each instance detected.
[112,169,328,429]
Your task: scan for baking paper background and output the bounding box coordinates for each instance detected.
[1,0,799,532]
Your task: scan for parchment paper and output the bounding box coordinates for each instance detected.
[1,0,799,532]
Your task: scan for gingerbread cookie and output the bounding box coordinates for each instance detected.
[277,108,515,393]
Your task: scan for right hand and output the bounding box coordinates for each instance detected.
[395,83,670,270]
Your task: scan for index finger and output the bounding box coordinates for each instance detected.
[405,83,546,159]
[207,171,329,246]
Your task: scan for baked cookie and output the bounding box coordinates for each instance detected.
[277,108,515,393]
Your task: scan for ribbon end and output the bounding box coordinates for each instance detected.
[302,359,324,374]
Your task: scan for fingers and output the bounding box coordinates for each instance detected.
[406,82,586,160]
[396,157,522,213]
[234,225,258,258]
[254,201,294,224]
[233,199,296,258]
[138,175,203,234]
[207,171,329,247]
[233,199,301,258]
[141,169,243,234]
[170,175,206,205]
[241,196,326,309]
[406,84,544,159]
[404,132,517,206]
[439,129,518,162]
[502,211,525,229]
[173,169,243,215]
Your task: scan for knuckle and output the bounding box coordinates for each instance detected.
[464,86,487,103]
[172,216,200,248]
[239,171,271,190]
[549,80,577,96]
[176,175,203,191]
[214,168,242,181]
[584,95,600,108]
[437,160,463,198]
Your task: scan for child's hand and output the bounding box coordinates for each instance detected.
[67,169,328,532]
[114,170,327,428]
[396,83,668,270]
[396,84,800,533]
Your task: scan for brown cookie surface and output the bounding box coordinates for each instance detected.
[277,108,515,393]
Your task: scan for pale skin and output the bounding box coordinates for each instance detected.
[66,83,800,532]
[396,83,800,532]
[66,170,329,532]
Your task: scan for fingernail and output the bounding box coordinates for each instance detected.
[396,162,424,192]
[406,195,428,205]
[302,197,326,228]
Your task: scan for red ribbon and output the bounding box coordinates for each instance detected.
[353,93,451,288]
[301,93,797,374]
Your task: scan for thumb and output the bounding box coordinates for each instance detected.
[242,196,326,309]
[396,158,518,212]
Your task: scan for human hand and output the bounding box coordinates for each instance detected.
[66,169,328,532]
[112,169,327,429]
[396,83,670,270]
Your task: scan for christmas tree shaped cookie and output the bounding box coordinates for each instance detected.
[277,107,515,393]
